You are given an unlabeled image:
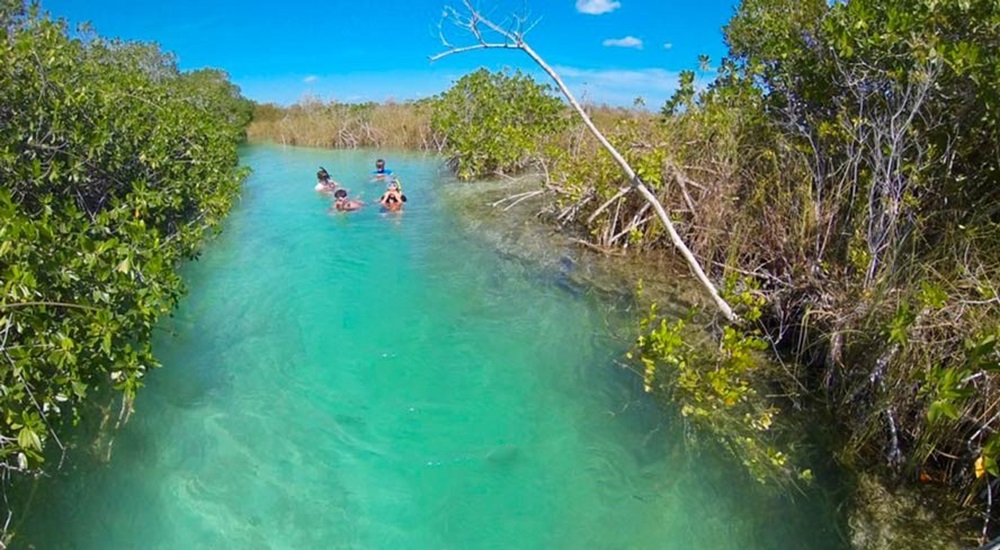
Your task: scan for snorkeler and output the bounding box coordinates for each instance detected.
[315,167,338,192]
[371,158,393,180]
[329,188,364,212]
[378,180,407,212]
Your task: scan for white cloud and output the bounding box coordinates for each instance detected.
[663,42,673,50]
[303,75,318,84]
[576,0,621,15]
[602,36,643,49]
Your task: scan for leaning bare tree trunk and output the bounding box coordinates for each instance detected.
[431,1,737,322]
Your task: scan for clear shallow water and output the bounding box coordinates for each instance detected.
[17,144,845,549]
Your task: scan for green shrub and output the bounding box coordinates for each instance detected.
[0,2,250,475]
[431,68,567,180]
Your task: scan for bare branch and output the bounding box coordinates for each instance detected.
[503,189,546,211]
[429,43,516,62]
[587,186,632,225]
[431,1,737,321]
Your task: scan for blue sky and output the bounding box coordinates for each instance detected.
[43,0,739,108]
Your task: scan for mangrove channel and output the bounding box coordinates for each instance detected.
[13,145,845,548]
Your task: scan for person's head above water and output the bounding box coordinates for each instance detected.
[334,189,348,199]
[375,159,386,173]
[387,181,399,191]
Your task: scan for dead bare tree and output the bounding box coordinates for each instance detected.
[430,1,737,322]
[834,60,942,289]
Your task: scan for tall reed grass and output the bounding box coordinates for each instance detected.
[247,98,442,151]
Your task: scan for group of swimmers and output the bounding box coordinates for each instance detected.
[315,159,407,213]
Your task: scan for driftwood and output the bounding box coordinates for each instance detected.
[587,186,632,225]
[491,189,547,211]
[431,1,737,321]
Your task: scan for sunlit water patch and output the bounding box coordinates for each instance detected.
[17,144,845,549]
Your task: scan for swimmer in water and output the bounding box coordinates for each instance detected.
[329,188,364,212]
[378,180,407,212]
[371,158,393,181]
[315,167,338,192]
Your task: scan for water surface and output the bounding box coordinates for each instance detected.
[18,144,844,549]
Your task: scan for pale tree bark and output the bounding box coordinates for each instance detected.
[431,1,737,322]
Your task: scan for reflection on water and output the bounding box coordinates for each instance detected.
[16,144,845,549]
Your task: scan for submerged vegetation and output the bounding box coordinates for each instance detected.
[0,0,251,529]
[250,0,1000,543]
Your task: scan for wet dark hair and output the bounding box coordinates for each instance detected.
[317,167,330,180]
[375,159,385,165]
[333,189,348,199]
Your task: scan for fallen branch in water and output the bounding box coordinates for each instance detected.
[555,194,593,227]
[490,189,544,208]
[431,1,737,322]
[501,189,547,211]
[587,186,632,225]
[611,203,653,247]
[571,238,625,256]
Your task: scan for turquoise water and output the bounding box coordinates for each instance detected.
[17,144,844,549]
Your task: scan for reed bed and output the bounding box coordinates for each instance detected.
[247,99,442,151]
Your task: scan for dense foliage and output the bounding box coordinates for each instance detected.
[416,0,1000,541]
[430,68,567,180]
[714,0,1000,530]
[0,0,251,481]
[541,0,1000,540]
